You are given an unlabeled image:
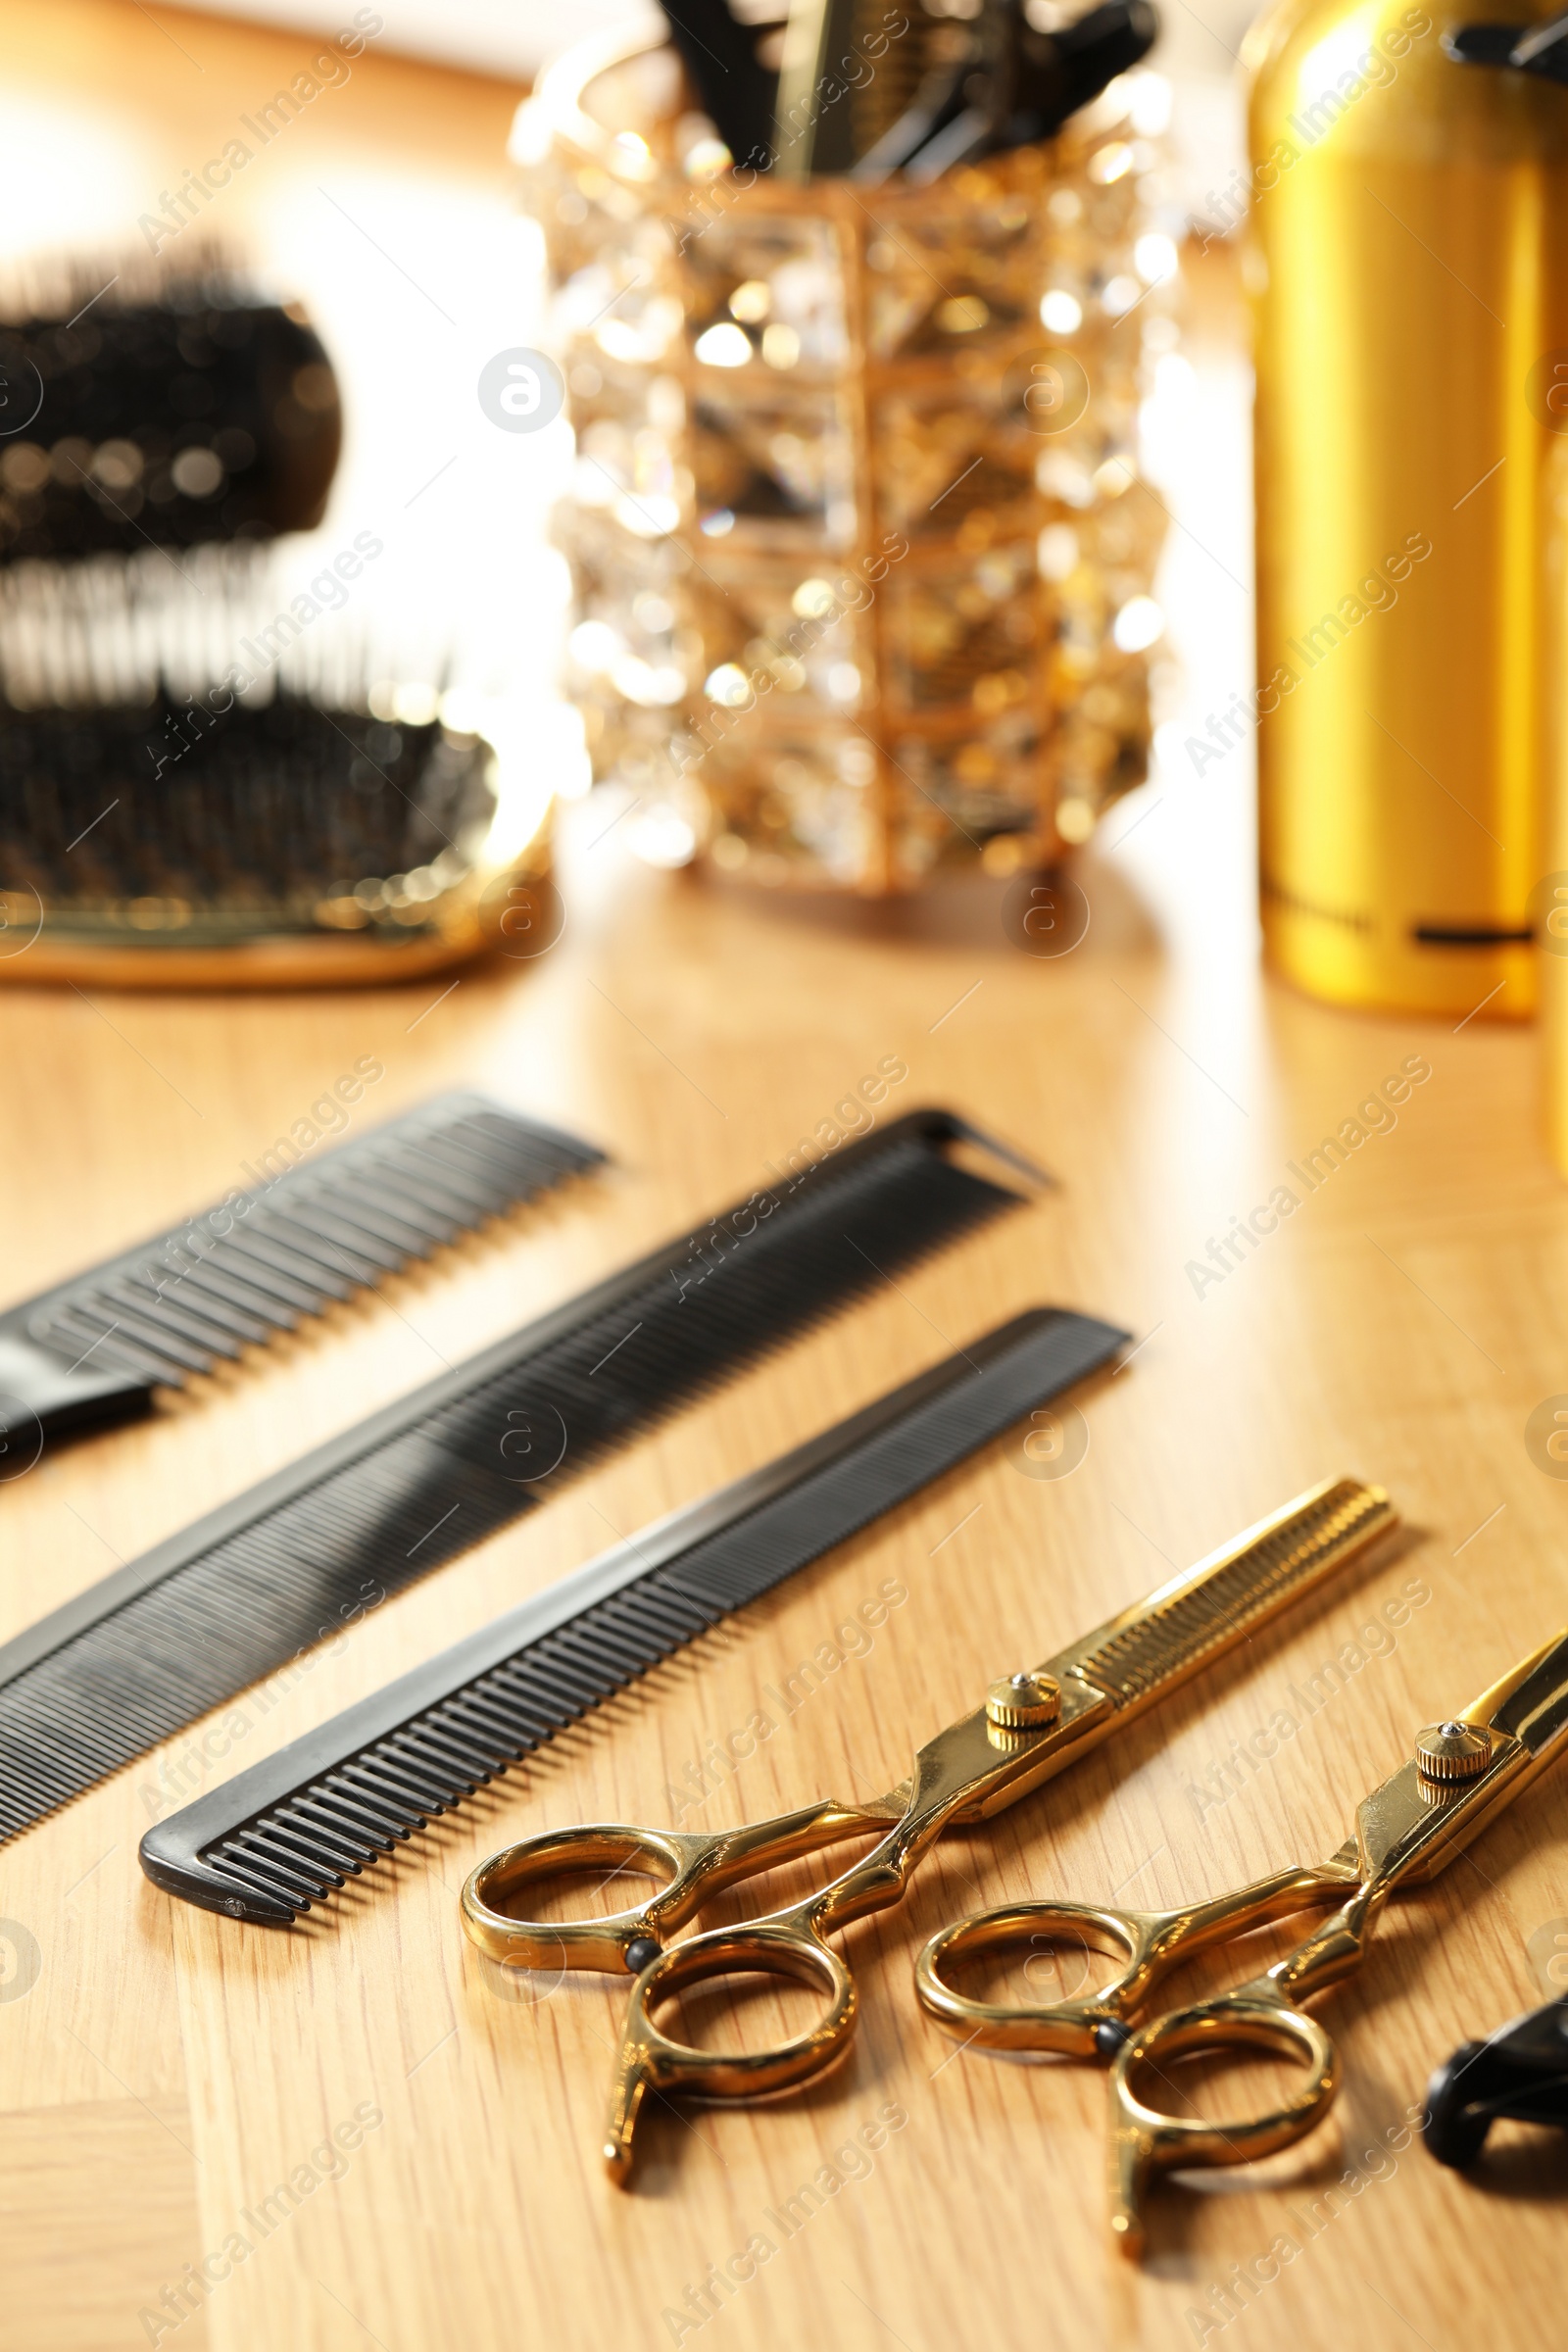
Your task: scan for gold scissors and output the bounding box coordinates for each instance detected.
[461,1476,1394,2182]
[915,1620,1568,2256]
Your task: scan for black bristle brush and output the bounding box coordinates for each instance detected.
[0,551,522,972]
[0,250,340,562]
[0,697,489,919]
[0,250,519,979]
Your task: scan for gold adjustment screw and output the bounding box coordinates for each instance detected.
[1413,1721,1492,1784]
[985,1671,1061,1731]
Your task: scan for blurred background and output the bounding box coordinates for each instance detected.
[180,0,1255,190]
[0,0,1257,983]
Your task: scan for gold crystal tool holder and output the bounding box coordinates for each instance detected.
[514,25,1174,893]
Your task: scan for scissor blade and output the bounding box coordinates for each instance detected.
[1052,1477,1396,1717]
[957,1478,1397,1825]
[1346,1627,1568,1888]
[1473,1627,1568,1756]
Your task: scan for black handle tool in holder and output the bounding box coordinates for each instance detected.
[1446,11,1568,80]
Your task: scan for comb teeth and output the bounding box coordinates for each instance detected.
[1,1109,1040,1850]
[201,1578,727,1916]
[0,1094,601,1409]
[135,1304,1129,1924]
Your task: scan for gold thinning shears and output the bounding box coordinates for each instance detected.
[461,1477,1395,2182]
[916,1621,1568,2256]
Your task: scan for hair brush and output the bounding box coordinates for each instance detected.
[0,253,340,563]
[0,551,556,986]
[0,247,558,989]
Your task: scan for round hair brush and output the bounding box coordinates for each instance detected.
[0,254,340,564]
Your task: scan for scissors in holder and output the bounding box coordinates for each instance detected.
[916,1622,1568,2256]
[461,1476,1395,2183]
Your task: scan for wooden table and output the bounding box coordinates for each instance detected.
[3,8,1566,2349]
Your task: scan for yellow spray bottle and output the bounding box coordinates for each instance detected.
[1244,0,1568,1016]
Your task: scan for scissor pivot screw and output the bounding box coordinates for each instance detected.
[1414,1721,1491,1784]
[986,1671,1061,1730]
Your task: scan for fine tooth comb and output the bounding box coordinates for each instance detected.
[0,1093,603,1449]
[0,1108,1039,1843]
[138,1306,1129,1924]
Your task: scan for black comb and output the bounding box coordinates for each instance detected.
[0,1108,1036,1843]
[0,1092,602,1448]
[138,1305,1127,1924]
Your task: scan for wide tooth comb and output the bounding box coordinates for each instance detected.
[0,1092,602,1442]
